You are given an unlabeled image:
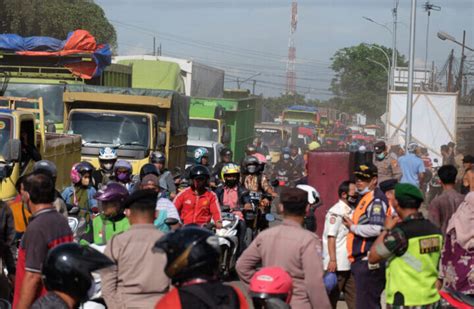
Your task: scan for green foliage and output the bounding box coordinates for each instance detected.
[330,44,406,121]
[0,0,116,50]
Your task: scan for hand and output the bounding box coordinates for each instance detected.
[8,274,15,286]
[343,216,354,229]
[260,198,270,208]
[215,221,223,229]
[384,215,401,230]
[244,203,253,210]
[327,261,337,273]
[435,279,443,290]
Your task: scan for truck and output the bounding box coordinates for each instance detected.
[62,85,190,173]
[282,105,319,126]
[254,123,297,163]
[0,52,132,130]
[0,96,82,201]
[186,140,225,168]
[114,55,225,98]
[188,97,256,162]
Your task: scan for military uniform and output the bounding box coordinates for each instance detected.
[373,152,401,184]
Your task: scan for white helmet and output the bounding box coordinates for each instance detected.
[296,184,320,206]
[99,147,118,160]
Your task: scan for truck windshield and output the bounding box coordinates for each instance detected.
[69,111,149,148]
[256,129,283,149]
[188,119,219,142]
[186,145,214,165]
[0,116,12,156]
[283,111,315,125]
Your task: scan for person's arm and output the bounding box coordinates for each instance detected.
[165,173,177,195]
[469,170,474,192]
[162,199,181,222]
[209,193,222,228]
[327,237,337,272]
[368,216,403,264]
[390,156,402,180]
[5,207,16,278]
[302,238,332,309]
[101,237,120,308]
[325,214,341,272]
[16,271,42,309]
[418,160,426,186]
[236,238,262,285]
[368,230,391,264]
[428,201,441,229]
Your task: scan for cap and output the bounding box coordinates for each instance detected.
[379,179,398,193]
[374,141,386,154]
[354,163,378,179]
[141,174,160,186]
[407,142,418,153]
[308,141,320,151]
[463,155,474,164]
[395,183,424,202]
[123,189,158,209]
[280,187,308,205]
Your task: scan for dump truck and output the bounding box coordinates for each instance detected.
[114,55,225,98]
[0,96,82,201]
[254,123,297,163]
[188,97,256,162]
[63,85,190,173]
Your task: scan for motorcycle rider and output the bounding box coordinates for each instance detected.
[92,147,118,189]
[150,151,177,199]
[31,243,114,309]
[296,184,321,232]
[249,267,293,309]
[153,227,249,308]
[174,165,222,228]
[183,147,212,181]
[61,162,98,223]
[272,147,302,187]
[85,183,130,245]
[213,148,233,182]
[241,155,276,204]
[113,159,136,193]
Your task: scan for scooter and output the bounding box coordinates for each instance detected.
[242,192,275,245]
[215,208,240,279]
[439,288,474,309]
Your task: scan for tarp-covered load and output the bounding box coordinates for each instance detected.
[0,30,111,79]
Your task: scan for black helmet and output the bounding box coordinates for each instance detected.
[243,155,260,174]
[246,144,257,155]
[76,161,95,175]
[189,165,210,179]
[220,148,233,158]
[139,163,160,180]
[42,243,114,302]
[150,151,166,164]
[153,226,220,285]
[33,160,57,179]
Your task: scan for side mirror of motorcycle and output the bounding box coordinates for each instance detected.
[68,206,80,215]
[265,213,276,222]
[164,218,179,226]
[271,179,280,187]
[68,217,79,233]
[221,205,231,212]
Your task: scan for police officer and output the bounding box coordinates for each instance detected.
[369,183,442,308]
[373,141,401,184]
[343,163,388,309]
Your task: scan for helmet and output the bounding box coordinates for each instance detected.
[42,243,114,303]
[99,147,117,160]
[323,272,338,293]
[242,155,260,174]
[71,162,95,184]
[282,147,290,155]
[94,182,129,203]
[189,165,210,179]
[246,144,257,155]
[296,184,321,205]
[308,141,320,151]
[139,163,160,180]
[153,226,220,285]
[408,142,418,153]
[220,148,233,158]
[193,147,209,164]
[150,151,166,164]
[254,153,267,165]
[114,160,133,173]
[249,267,293,304]
[221,163,240,179]
[33,160,57,178]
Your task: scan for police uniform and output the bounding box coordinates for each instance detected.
[375,184,442,308]
[347,164,388,309]
[373,141,402,184]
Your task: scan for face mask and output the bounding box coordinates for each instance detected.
[103,163,113,171]
[347,195,358,206]
[357,186,370,195]
[86,279,97,300]
[247,165,257,174]
[283,154,290,160]
[117,172,129,182]
[225,178,238,187]
[376,153,386,160]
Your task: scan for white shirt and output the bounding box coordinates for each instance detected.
[156,197,181,222]
[322,200,353,271]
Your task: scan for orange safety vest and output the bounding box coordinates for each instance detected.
[346,190,374,263]
[8,195,31,233]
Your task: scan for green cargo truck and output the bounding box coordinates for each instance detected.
[188,97,256,162]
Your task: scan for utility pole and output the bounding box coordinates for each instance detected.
[423,2,441,88]
[237,77,240,89]
[252,80,256,95]
[405,0,417,150]
[455,30,466,94]
[447,49,454,92]
[153,36,156,56]
[392,0,399,90]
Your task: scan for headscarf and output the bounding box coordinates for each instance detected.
[446,192,474,250]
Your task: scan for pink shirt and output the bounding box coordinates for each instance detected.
[223,187,238,209]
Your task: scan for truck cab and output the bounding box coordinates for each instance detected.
[188,117,230,145]
[186,140,225,169]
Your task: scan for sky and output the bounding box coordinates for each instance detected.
[96,0,474,100]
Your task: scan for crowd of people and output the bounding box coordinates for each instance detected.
[0,137,473,309]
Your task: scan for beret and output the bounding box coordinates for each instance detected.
[379,179,398,193]
[123,189,158,209]
[395,183,424,202]
[280,187,308,205]
[374,141,386,153]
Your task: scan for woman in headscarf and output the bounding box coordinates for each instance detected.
[438,192,474,296]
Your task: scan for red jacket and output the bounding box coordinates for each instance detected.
[173,187,221,226]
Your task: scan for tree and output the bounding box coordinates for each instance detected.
[0,0,117,50]
[330,44,406,121]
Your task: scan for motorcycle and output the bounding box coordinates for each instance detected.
[215,208,240,279]
[439,288,474,309]
[242,192,275,245]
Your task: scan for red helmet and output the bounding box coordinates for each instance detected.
[249,267,293,304]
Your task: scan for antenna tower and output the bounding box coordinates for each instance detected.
[286,0,298,95]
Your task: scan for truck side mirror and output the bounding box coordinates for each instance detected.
[157,132,166,148]
[46,123,56,133]
[214,106,225,119]
[3,139,21,163]
[222,128,231,145]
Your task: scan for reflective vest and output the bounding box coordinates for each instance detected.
[92,215,130,245]
[386,219,442,306]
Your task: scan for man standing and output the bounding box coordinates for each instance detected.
[461,155,474,194]
[344,163,388,309]
[428,165,465,235]
[13,173,73,309]
[290,144,305,167]
[236,187,331,309]
[373,141,401,184]
[322,181,357,309]
[398,142,425,188]
[369,183,442,308]
[101,190,170,308]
